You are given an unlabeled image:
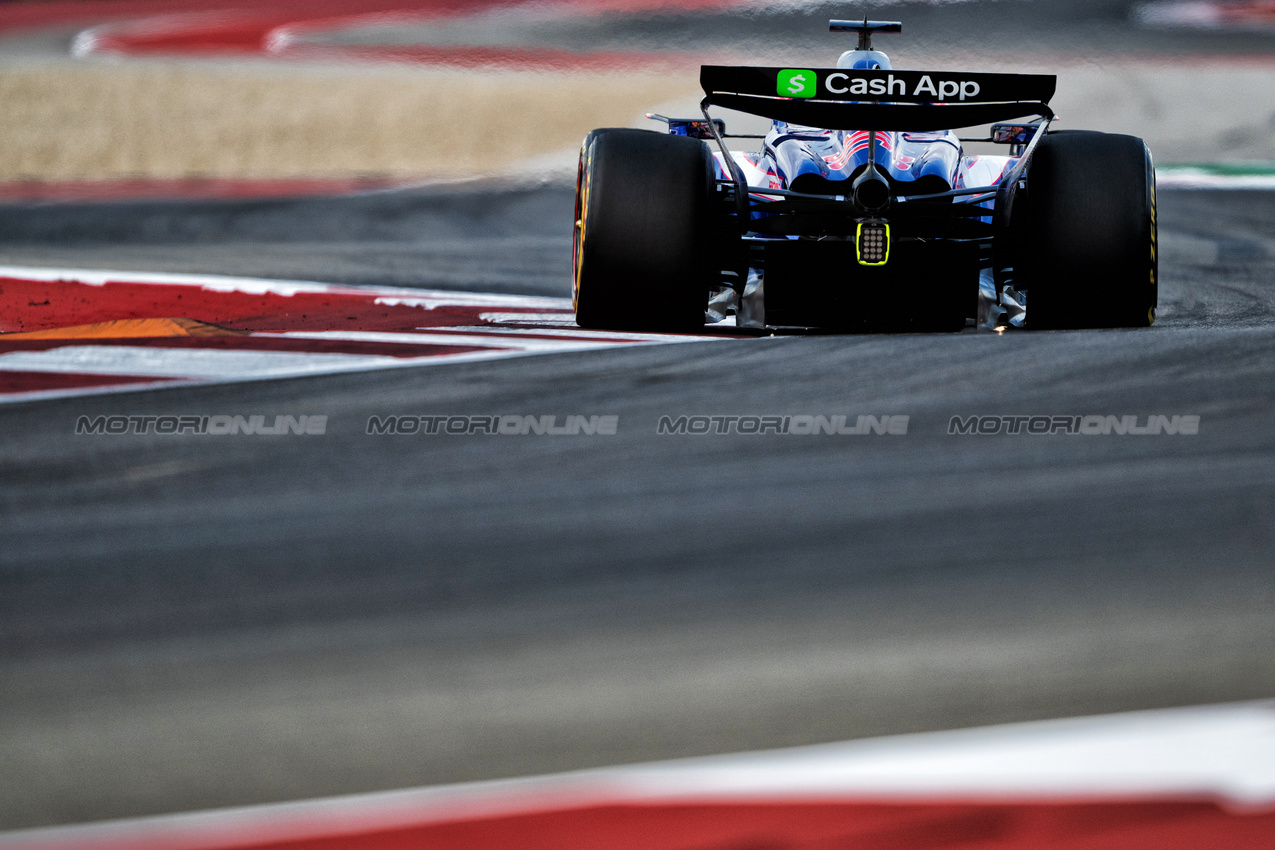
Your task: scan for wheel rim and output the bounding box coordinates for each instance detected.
[572,141,591,314]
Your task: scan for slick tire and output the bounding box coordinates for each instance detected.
[1018,131,1157,329]
[573,128,714,331]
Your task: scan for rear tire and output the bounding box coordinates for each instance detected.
[573,128,715,331]
[1017,131,1157,329]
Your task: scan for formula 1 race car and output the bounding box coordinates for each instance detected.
[572,19,1157,333]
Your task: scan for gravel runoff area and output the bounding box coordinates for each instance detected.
[0,52,1270,184]
[0,59,695,182]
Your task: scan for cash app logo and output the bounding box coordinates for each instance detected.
[777,69,817,98]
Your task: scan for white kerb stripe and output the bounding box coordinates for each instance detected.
[0,347,403,379]
[0,265,570,307]
[1,700,1273,850]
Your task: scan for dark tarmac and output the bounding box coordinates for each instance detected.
[1,185,1273,829]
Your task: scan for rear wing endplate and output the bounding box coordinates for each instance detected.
[700,66,1056,130]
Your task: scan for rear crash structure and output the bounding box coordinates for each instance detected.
[572,19,1157,333]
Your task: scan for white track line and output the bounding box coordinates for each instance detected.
[0,347,406,379]
[0,267,726,403]
[256,330,626,352]
[0,348,594,405]
[477,312,589,325]
[442,325,728,342]
[0,265,572,308]
[1157,168,1275,189]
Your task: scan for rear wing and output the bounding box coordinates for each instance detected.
[699,66,1056,130]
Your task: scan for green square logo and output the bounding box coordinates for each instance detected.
[777,69,817,98]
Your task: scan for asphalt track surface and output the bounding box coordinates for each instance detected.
[1,184,1274,831]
